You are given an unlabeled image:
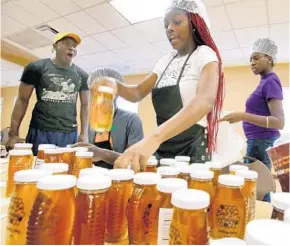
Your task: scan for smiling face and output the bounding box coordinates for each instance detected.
[53,37,78,66]
[250,52,273,75]
[164,8,195,53]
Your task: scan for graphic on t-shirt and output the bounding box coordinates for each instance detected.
[41,74,80,103]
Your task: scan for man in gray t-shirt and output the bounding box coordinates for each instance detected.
[75,68,144,169]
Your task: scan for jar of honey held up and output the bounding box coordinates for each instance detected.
[58,147,75,174]
[73,151,93,178]
[74,175,112,245]
[106,169,134,243]
[235,170,258,223]
[26,175,76,245]
[14,144,34,168]
[39,163,69,175]
[5,170,49,245]
[207,161,223,190]
[229,164,249,175]
[211,175,246,239]
[175,156,190,164]
[127,172,161,245]
[190,163,210,171]
[44,149,63,163]
[271,192,290,221]
[79,167,108,177]
[157,166,180,178]
[284,209,290,223]
[245,219,290,244]
[159,158,176,167]
[210,237,246,245]
[169,189,210,245]
[147,178,187,245]
[176,165,191,185]
[6,150,32,197]
[146,159,158,173]
[35,144,56,169]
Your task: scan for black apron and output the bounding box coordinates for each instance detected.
[94,132,114,169]
[152,51,211,163]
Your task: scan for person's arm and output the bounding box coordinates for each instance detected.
[79,90,89,142]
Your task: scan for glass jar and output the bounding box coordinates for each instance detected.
[5,170,49,245]
[207,161,223,190]
[146,159,158,173]
[147,178,187,245]
[271,192,290,221]
[229,164,249,175]
[79,167,108,177]
[26,175,76,244]
[73,151,93,178]
[157,166,180,178]
[39,163,69,175]
[176,165,191,185]
[169,189,210,245]
[127,172,161,245]
[74,175,112,245]
[211,174,246,239]
[58,147,75,174]
[106,169,134,243]
[44,149,63,163]
[159,158,176,167]
[35,144,56,169]
[236,170,258,223]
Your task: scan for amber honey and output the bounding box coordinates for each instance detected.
[90,86,114,132]
[44,149,62,163]
[6,150,32,197]
[6,170,49,245]
[127,172,161,244]
[211,175,246,239]
[229,164,249,175]
[59,147,75,174]
[169,189,210,245]
[146,159,158,173]
[271,192,290,221]
[35,144,56,169]
[147,178,187,245]
[236,170,258,223]
[74,175,111,245]
[73,152,93,178]
[39,163,69,175]
[207,161,223,190]
[157,166,179,178]
[175,164,191,185]
[106,169,134,243]
[26,175,76,244]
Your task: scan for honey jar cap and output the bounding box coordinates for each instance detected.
[171,161,187,168]
[218,174,244,187]
[73,147,89,152]
[284,208,290,223]
[98,86,114,94]
[39,163,69,173]
[190,163,210,171]
[190,170,214,180]
[175,156,190,162]
[44,148,63,154]
[14,143,33,149]
[210,238,246,245]
[58,147,74,153]
[38,144,56,150]
[133,172,161,185]
[157,166,180,176]
[147,159,158,166]
[157,178,187,193]
[159,158,176,166]
[176,164,192,174]
[172,189,210,210]
[107,169,134,181]
[9,149,32,156]
[14,169,50,183]
[80,167,108,177]
[206,161,223,170]
[229,164,249,172]
[245,219,290,244]
[77,175,111,190]
[75,151,93,157]
[272,192,290,211]
[235,170,258,180]
[37,175,76,190]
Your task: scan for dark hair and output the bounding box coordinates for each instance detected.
[188,12,225,154]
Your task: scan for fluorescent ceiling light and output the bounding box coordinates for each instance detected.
[110,0,171,24]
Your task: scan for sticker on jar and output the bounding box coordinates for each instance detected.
[157,208,173,245]
[35,159,44,169]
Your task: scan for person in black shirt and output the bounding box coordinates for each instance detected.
[6,32,89,155]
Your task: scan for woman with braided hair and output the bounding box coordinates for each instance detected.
[94,0,225,172]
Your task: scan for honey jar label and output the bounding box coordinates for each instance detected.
[35,159,44,169]
[157,208,173,245]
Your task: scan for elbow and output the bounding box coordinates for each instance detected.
[200,97,215,114]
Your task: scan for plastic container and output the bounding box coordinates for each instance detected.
[210,237,246,245]
[176,164,191,184]
[14,143,33,150]
[157,166,179,178]
[58,147,75,174]
[146,159,158,173]
[175,156,190,164]
[44,149,63,163]
[35,144,56,169]
[207,161,223,190]
[284,208,290,223]
[73,152,93,178]
[271,192,290,221]
[190,163,210,171]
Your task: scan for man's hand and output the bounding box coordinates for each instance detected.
[5,135,25,151]
[72,142,102,162]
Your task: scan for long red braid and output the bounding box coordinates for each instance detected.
[188,13,225,153]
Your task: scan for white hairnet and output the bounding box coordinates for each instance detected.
[87,67,124,87]
[252,38,278,60]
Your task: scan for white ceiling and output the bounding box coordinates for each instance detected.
[1,0,289,87]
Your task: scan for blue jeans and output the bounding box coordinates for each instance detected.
[26,128,78,156]
[244,136,278,202]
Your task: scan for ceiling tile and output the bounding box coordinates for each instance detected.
[133,18,167,43]
[224,0,240,3]
[241,47,252,60]
[151,40,173,55]
[72,0,105,8]
[13,0,60,22]
[77,36,107,55]
[1,68,23,84]
[235,26,270,48]
[1,15,25,36]
[226,0,268,29]
[41,0,80,15]
[203,0,224,8]
[86,3,129,30]
[212,31,240,50]
[112,26,150,47]
[2,1,40,27]
[65,11,106,35]
[32,45,52,58]
[270,23,289,47]
[276,45,289,61]
[48,18,87,37]
[220,49,244,61]
[81,50,125,67]
[92,32,127,50]
[207,6,232,32]
[267,0,289,24]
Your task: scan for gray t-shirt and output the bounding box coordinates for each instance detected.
[89,108,144,153]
